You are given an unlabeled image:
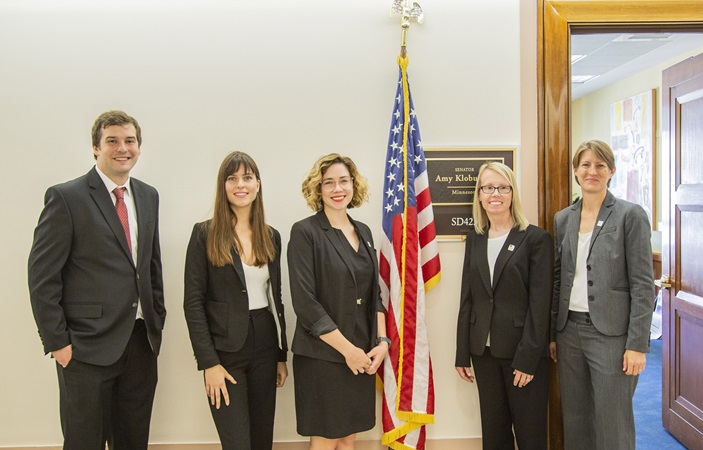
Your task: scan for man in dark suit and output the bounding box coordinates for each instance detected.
[28,110,166,450]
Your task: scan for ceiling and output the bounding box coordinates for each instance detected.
[571,32,703,99]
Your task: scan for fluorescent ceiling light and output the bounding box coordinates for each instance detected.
[572,75,598,83]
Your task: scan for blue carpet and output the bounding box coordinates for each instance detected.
[634,339,687,449]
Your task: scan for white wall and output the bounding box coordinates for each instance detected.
[0,0,536,445]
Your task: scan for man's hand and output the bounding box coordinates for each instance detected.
[52,344,73,368]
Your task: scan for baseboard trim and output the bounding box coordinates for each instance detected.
[1,438,482,450]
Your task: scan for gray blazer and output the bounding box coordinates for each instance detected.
[287,211,383,364]
[28,167,166,366]
[551,190,654,353]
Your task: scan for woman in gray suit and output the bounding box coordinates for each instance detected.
[184,151,288,450]
[550,140,654,450]
[455,162,552,450]
[288,153,389,450]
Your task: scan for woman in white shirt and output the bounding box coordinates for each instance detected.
[550,140,653,450]
[184,151,288,450]
[455,162,553,450]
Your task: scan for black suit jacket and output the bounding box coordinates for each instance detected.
[28,167,166,366]
[287,211,383,364]
[183,221,288,371]
[455,225,553,374]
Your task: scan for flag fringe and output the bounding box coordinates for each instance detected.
[382,421,423,446]
[424,272,441,291]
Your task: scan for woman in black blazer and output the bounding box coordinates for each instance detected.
[455,162,552,450]
[184,151,288,450]
[288,153,389,449]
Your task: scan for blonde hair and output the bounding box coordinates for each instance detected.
[472,162,529,235]
[301,153,369,211]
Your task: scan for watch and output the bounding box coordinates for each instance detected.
[376,336,392,349]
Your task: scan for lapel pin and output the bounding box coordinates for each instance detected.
[367,241,371,247]
[597,220,604,227]
[508,244,515,252]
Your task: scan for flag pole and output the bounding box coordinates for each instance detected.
[391,0,424,58]
[382,2,439,449]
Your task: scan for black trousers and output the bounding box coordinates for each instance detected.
[56,319,158,450]
[209,308,280,450]
[471,347,549,450]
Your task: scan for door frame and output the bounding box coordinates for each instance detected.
[538,1,703,448]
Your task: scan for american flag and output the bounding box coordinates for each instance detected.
[380,56,441,450]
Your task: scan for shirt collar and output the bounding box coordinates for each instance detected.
[95,165,132,197]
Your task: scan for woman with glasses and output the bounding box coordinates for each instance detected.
[287,153,389,450]
[184,151,288,449]
[455,162,552,450]
[550,140,653,450]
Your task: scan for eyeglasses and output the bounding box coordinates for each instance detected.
[321,177,353,192]
[479,185,512,195]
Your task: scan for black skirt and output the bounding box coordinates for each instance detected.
[293,354,376,438]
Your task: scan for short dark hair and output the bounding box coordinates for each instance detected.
[91,110,142,153]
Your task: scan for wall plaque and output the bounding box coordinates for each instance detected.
[425,147,516,239]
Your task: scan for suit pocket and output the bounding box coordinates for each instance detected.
[63,303,102,318]
[611,286,630,292]
[599,226,617,235]
[205,301,229,337]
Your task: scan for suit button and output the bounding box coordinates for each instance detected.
[136,274,140,280]
[489,297,493,303]
[357,298,362,305]
[587,280,593,286]
[587,265,591,271]
[132,302,138,308]
[585,318,591,324]
[588,295,594,301]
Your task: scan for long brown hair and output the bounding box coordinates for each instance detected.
[207,151,275,267]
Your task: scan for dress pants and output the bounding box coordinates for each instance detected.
[56,319,158,450]
[210,308,280,450]
[556,313,639,450]
[471,347,549,450]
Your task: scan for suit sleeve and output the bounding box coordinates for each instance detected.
[271,228,288,361]
[551,214,563,343]
[183,223,220,370]
[512,228,553,374]
[28,187,73,354]
[287,221,338,337]
[455,233,473,367]
[150,191,166,328]
[624,205,654,353]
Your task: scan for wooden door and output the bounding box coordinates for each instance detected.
[662,51,703,448]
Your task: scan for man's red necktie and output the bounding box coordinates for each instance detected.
[113,187,132,253]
